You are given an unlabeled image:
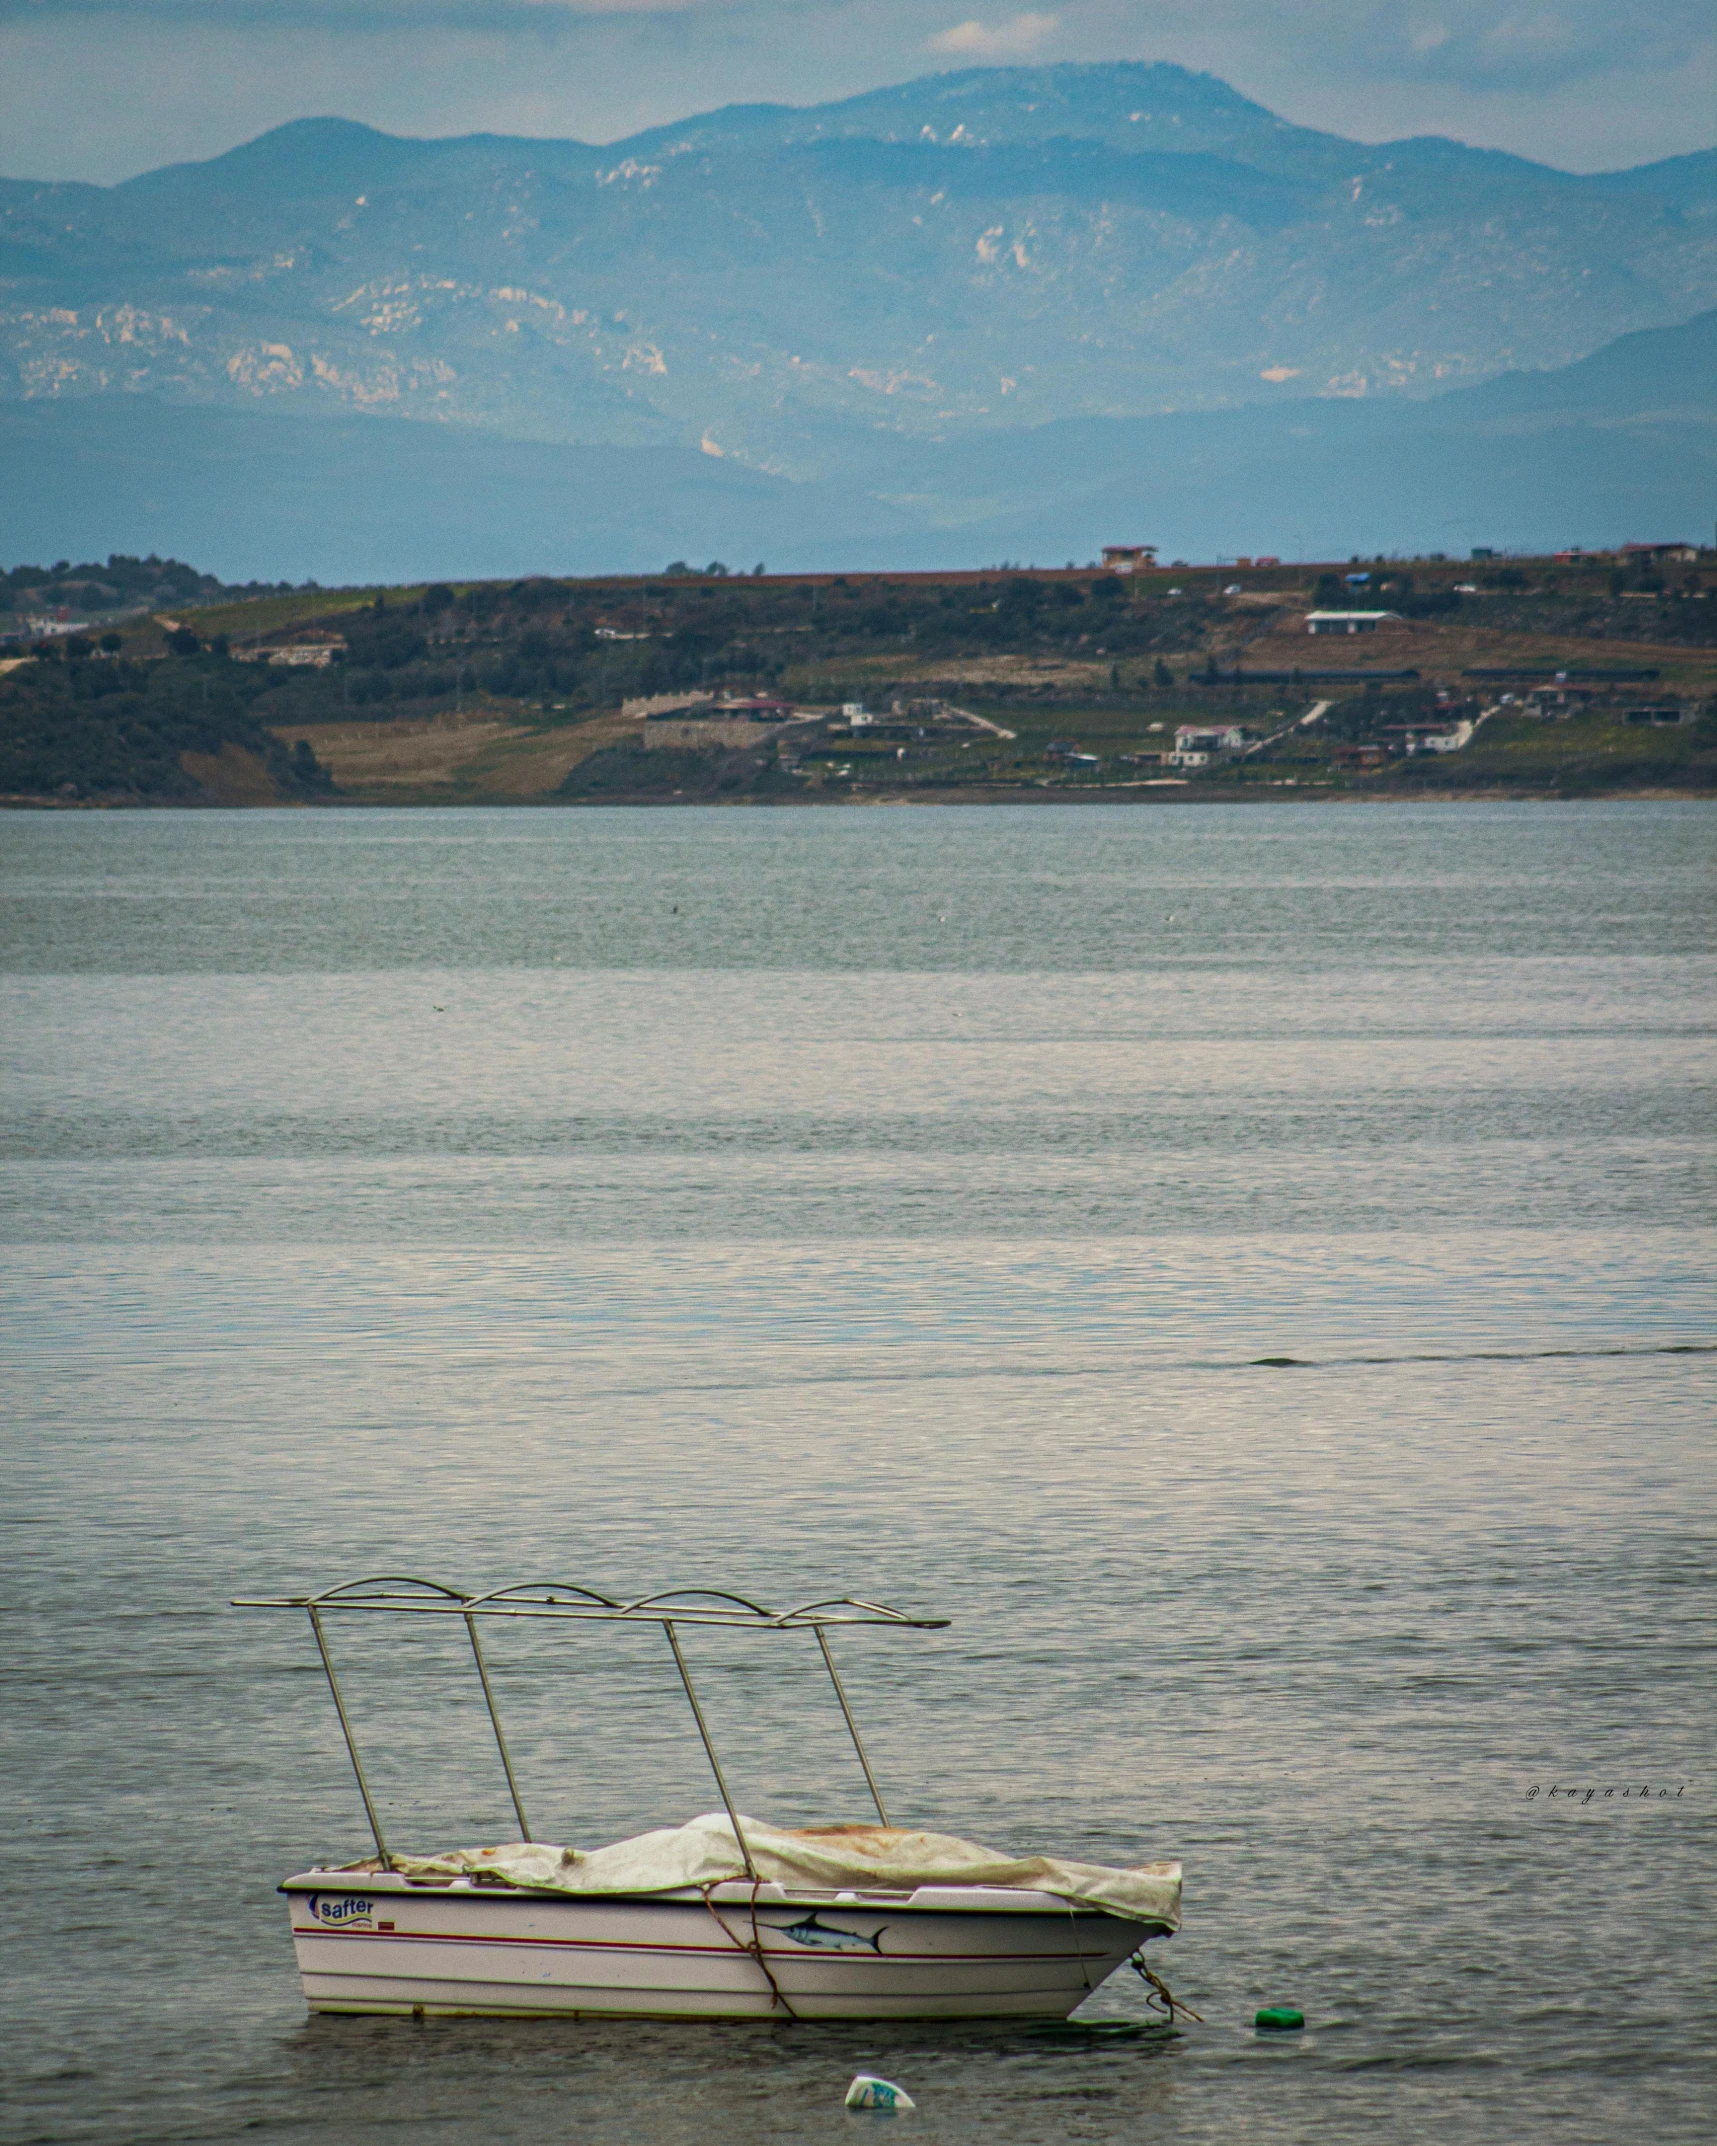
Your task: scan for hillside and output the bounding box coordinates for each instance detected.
[2,309,1712,582]
[3,61,1714,480]
[4,551,1712,808]
[900,307,1717,561]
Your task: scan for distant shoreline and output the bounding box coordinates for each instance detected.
[8,552,1712,806]
[9,785,1715,811]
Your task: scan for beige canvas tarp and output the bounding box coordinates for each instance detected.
[347,1812,1181,1927]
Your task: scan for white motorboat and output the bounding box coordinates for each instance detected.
[279,1868,1164,2021]
[237,1577,1183,2023]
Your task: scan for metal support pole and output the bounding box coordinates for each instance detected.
[465,1613,532,1842]
[663,1622,756,1877]
[814,1626,891,1828]
[307,1608,392,1870]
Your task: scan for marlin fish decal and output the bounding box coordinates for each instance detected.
[777,1912,887,1954]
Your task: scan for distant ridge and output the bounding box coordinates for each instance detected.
[3,310,1710,581]
[2,62,1711,576]
[2,59,1713,476]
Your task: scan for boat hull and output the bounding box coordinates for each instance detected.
[283,1873,1165,2021]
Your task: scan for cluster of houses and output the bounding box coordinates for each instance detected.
[626,693,1491,777]
[1514,684,1690,724]
[1100,544,1282,571]
[1164,712,1470,771]
[1553,542,1704,566]
[631,692,809,751]
[231,638,345,668]
[1105,540,1704,577]
[2,608,86,644]
[631,690,1002,755]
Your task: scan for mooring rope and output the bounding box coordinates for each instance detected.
[699,1879,798,2019]
[1065,1899,1095,1995]
[1129,1950,1203,2024]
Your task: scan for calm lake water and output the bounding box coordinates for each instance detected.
[4,801,1713,2146]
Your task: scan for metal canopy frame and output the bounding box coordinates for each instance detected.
[233,1576,947,1876]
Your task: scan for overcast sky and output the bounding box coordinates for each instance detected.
[3,0,1712,185]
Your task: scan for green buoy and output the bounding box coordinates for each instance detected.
[1255,2007,1305,2032]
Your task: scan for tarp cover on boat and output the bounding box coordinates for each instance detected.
[345,1814,1181,1927]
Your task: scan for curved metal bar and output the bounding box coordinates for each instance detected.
[307,1574,469,1607]
[234,1578,948,1630]
[776,1595,951,1630]
[461,1581,625,1612]
[620,1588,779,1618]
[775,1596,898,1623]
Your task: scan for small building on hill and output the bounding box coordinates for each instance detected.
[1305,610,1399,636]
[1101,545,1158,574]
[1523,687,1593,719]
[1621,542,1699,565]
[233,638,346,668]
[640,695,805,751]
[1381,724,1463,755]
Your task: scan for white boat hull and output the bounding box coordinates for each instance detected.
[283,1873,1166,2021]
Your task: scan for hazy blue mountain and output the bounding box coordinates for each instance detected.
[3,62,1714,483]
[0,398,920,584]
[4,311,1710,582]
[916,307,1717,564]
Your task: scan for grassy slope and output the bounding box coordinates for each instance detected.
[5,560,1714,804]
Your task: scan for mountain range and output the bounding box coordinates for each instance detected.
[2,62,1714,576]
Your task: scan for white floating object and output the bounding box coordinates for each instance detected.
[846,2074,916,2111]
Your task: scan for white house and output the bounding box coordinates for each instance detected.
[1174,723,1244,752]
[268,643,342,669]
[638,695,802,750]
[1305,610,1399,635]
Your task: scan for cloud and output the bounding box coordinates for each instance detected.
[927,13,1060,61]
[1352,3,1706,92]
[1082,1,1713,96]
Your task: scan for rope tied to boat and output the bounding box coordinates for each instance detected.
[699,1880,799,2020]
[1064,1899,1095,1994]
[1128,1950,1203,2025]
